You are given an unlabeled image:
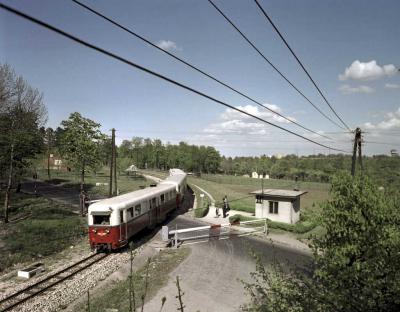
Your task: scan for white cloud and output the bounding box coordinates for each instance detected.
[338,84,375,94]
[339,60,397,81]
[385,83,400,90]
[156,40,180,51]
[220,104,295,124]
[364,107,400,130]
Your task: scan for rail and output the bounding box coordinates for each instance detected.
[162,219,268,247]
[0,253,108,312]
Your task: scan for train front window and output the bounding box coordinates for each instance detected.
[93,214,110,225]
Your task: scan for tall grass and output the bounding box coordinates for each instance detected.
[0,192,86,271]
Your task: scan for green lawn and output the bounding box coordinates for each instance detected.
[189,174,331,216]
[0,191,86,272]
[36,168,151,196]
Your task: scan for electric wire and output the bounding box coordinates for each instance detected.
[364,141,400,146]
[0,3,351,154]
[253,0,352,132]
[71,0,330,140]
[207,0,347,131]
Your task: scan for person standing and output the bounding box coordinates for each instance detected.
[223,195,230,218]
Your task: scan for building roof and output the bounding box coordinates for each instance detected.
[250,189,307,199]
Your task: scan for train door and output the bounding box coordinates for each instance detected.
[119,210,127,243]
[148,199,153,227]
[152,197,158,224]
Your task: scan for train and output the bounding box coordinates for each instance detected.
[88,169,187,251]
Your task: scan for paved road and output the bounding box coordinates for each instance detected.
[146,215,311,312]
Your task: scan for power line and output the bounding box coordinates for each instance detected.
[0,3,350,154]
[207,0,347,131]
[364,141,400,146]
[253,0,352,132]
[71,0,330,140]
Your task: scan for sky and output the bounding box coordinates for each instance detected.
[1,0,400,157]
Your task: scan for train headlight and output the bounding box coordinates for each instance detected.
[105,229,110,234]
[92,229,97,233]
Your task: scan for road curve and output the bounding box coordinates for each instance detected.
[145,216,311,312]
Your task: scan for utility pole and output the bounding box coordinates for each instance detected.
[113,132,118,196]
[351,127,362,176]
[109,128,115,197]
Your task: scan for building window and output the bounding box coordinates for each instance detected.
[256,195,262,203]
[269,201,279,214]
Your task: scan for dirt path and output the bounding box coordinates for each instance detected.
[21,180,105,212]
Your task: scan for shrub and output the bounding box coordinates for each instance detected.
[229,214,316,233]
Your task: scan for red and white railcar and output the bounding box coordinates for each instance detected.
[88,169,187,251]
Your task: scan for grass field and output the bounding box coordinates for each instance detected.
[0,191,86,272]
[189,174,331,216]
[37,168,151,196]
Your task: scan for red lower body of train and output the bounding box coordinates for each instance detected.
[89,195,182,251]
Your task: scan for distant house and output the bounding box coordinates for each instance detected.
[250,189,307,224]
[252,172,259,179]
[125,165,138,175]
[45,154,66,170]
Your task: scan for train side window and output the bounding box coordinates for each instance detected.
[128,207,134,219]
[134,204,141,216]
[120,210,124,223]
[161,194,165,204]
[152,197,156,207]
[93,215,110,225]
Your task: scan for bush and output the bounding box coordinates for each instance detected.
[194,195,210,218]
[229,214,257,223]
[268,220,316,234]
[229,214,316,233]
[194,206,209,218]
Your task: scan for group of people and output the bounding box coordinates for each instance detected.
[215,195,230,218]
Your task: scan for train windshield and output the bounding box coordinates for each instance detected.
[93,214,110,225]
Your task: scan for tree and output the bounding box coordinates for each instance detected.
[0,64,47,223]
[59,112,105,194]
[243,174,400,312]
[42,127,55,180]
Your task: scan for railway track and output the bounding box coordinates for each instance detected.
[0,252,108,312]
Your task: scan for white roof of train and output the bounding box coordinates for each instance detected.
[89,183,173,212]
[160,173,186,186]
[89,169,186,213]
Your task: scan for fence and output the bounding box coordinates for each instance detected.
[162,219,267,247]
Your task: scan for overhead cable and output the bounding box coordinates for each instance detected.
[71,0,330,140]
[253,0,352,131]
[0,3,350,154]
[207,0,346,131]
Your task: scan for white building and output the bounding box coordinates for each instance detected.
[250,189,307,224]
[251,172,259,179]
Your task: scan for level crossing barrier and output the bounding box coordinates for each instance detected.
[162,219,268,247]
